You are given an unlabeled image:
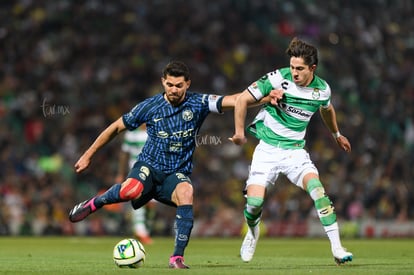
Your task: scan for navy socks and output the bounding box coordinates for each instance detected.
[173,205,194,256]
[94,183,122,208]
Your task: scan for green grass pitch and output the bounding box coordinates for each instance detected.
[0,237,413,274]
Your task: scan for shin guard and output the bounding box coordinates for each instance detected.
[244,196,264,228]
[306,178,336,226]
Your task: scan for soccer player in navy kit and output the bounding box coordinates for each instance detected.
[69,61,263,269]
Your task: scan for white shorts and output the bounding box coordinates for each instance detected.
[246,140,318,189]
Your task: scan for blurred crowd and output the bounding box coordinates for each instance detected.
[0,0,413,236]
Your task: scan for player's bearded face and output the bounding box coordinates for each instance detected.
[162,75,191,106]
[289,57,316,87]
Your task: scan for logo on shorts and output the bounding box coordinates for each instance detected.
[176,173,188,181]
[139,166,150,180]
[139,173,147,180]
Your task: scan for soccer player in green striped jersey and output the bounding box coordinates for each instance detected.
[230,37,353,265]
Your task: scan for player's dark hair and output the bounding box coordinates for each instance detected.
[163,61,190,81]
[286,37,318,66]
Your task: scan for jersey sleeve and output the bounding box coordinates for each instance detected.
[320,83,332,109]
[207,94,224,114]
[122,103,147,130]
[247,70,281,101]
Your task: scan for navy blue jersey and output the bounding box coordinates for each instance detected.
[122,92,224,175]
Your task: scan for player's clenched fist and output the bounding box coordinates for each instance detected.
[228,134,247,145]
[269,89,284,105]
[74,154,91,173]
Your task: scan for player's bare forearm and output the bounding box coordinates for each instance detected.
[320,105,351,153]
[221,90,272,111]
[229,91,253,145]
[74,117,127,173]
[221,93,240,110]
[320,104,339,134]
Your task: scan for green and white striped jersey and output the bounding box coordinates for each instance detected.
[247,67,331,149]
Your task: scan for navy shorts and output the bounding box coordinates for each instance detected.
[127,161,192,209]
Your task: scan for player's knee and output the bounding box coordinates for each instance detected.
[120,178,144,201]
[246,196,264,216]
[173,182,193,205]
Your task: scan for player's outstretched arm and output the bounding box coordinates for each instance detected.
[220,93,241,111]
[75,117,127,173]
[221,88,285,111]
[319,104,351,153]
[229,90,256,145]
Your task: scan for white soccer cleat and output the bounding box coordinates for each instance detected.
[240,223,260,262]
[332,247,353,265]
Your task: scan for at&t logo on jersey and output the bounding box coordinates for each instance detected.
[156,128,195,139]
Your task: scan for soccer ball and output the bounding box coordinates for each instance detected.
[113,238,146,268]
